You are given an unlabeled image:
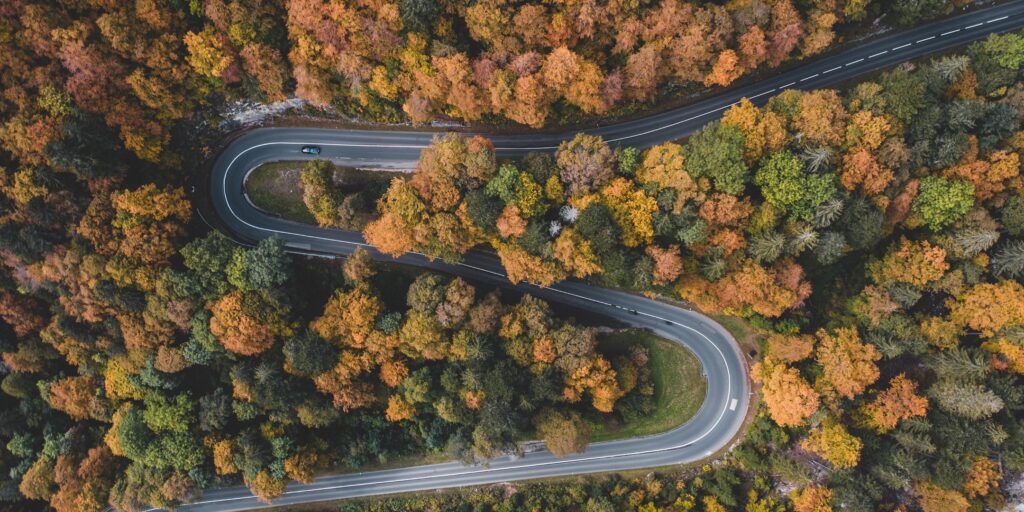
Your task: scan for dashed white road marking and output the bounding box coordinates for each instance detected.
[158,6,1024,507]
[211,139,747,510]
[823,66,842,74]
[868,50,889,58]
[799,74,819,82]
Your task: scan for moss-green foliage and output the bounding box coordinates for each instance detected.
[912,176,974,231]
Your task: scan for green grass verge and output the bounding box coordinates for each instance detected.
[244,161,315,223]
[591,329,706,442]
[709,314,761,357]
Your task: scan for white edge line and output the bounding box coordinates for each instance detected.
[196,139,744,508]
[747,88,776,100]
[601,101,738,144]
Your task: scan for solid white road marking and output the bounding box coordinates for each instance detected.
[823,66,842,74]
[180,6,1024,502]
[747,88,776,99]
[868,50,888,58]
[729,399,738,411]
[574,100,740,145]
[941,29,961,35]
[208,139,744,509]
[799,74,819,82]
[892,43,912,50]
[965,22,984,29]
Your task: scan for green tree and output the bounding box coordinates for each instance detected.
[926,348,990,382]
[227,237,291,292]
[300,160,341,227]
[142,393,193,434]
[930,381,1004,419]
[993,240,1024,278]
[181,232,236,299]
[283,331,338,377]
[981,32,1024,69]
[755,150,836,221]
[145,432,204,470]
[398,0,441,33]
[912,176,974,231]
[684,123,749,195]
[1001,194,1024,236]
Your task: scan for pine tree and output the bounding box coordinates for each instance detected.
[890,420,937,454]
[787,225,819,255]
[930,380,1004,419]
[814,232,847,264]
[953,227,1000,256]
[926,348,991,382]
[993,240,1024,278]
[748,231,786,263]
[700,249,727,281]
[802,146,833,173]
[812,198,844,228]
[931,55,970,82]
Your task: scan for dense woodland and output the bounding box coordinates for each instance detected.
[0,223,657,510]
[1,0,1024,511]
[0,0,966,168]
[349,34,1024,511]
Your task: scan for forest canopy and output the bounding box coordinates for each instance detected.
[1,0,1024,511]
[0,0,965,168]
[351,35,1024,511]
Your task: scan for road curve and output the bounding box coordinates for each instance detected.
[188,4,1024,510]
[216,0,1024,172]
[196,149,750,512]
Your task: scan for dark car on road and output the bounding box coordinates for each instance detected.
[301,145,321,155]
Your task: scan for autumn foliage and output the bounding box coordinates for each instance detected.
[862,374,928,432]
[2,5,1024,512]
[757,362,820,427]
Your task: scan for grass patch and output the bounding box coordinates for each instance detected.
[591,329,706,442]
[710,315,761,358]
[243,160,398,227]
[244,161,315,223]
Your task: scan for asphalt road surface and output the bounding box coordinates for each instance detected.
[187,3,1024,510]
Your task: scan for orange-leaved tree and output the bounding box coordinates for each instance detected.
[862,373,928,432]
[757,362,820,427]
[815,327,880,400]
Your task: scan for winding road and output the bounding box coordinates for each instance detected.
[186,3,1024,510]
